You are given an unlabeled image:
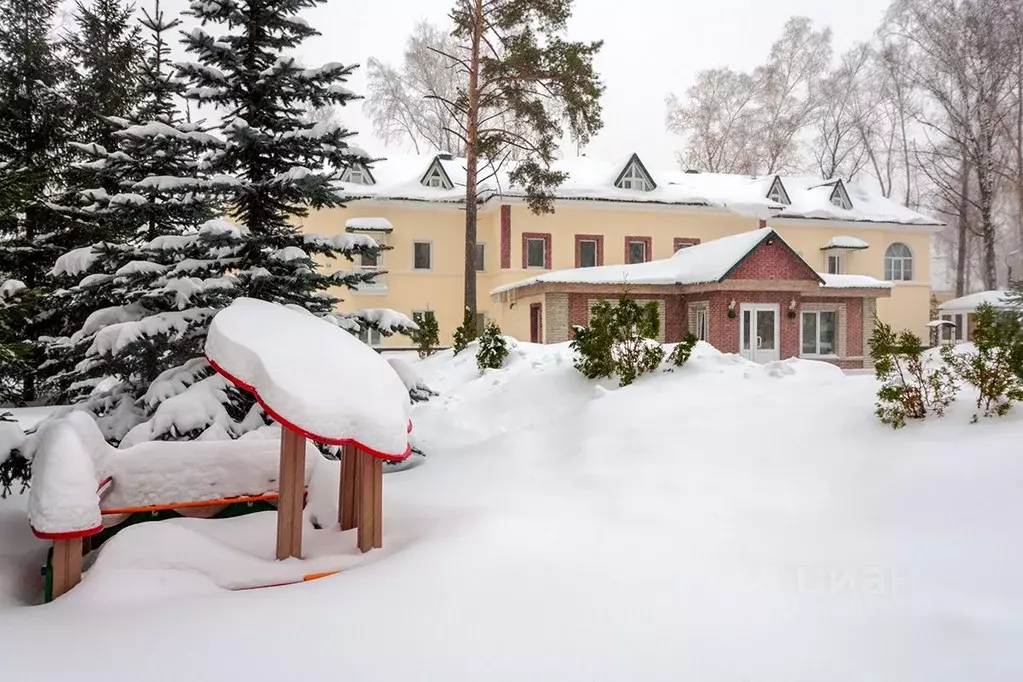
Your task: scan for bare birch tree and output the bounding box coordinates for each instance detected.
[364,21,464,155]
[885,0,1017,290]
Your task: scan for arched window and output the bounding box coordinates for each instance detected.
[884,243,913,281]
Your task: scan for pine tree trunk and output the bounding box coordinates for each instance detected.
[462,0,484,318]
[1016,59,1023,282]
[956,158,970,297]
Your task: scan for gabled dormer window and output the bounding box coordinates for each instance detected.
[615,153,655,192]
[341,164,374,185]
[420,157,453,189]
[829,180,852,210]
[767,175,790,205]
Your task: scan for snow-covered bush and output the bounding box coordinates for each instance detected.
[940,304,1023,420]
[571,296,663,387]
[452,307,477,355]
[666,333,698,369]
[870,320,957,429]
[412,310,440,358]
[476,321,509,372]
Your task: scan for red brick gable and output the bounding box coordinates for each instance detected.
[726,237,819,282]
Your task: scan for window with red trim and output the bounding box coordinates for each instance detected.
[674,237,700,252]
[574,234,603,267]
[625,236,652,264]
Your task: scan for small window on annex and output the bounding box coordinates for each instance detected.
[526,238,547,268]
[801,310,836,356]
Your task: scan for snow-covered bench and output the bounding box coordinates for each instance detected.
[206,298,412,559]
[28,411,318,600]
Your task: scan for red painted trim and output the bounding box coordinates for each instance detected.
[32,523,104,540]
[624,236,652,263]
[207,357,412,462]
[674,237,700,251]
[529,303,543,343]
[500,205,511,269]
[521,232,552,269]
[574,234,604,267]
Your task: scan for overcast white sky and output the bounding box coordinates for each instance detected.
[152,0,894,169]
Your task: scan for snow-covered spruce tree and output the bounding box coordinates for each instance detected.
[36,0,414,445]
[64,0,146,154]
[476,321,509,373]
[0,0,75,400]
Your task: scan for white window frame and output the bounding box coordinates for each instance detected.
[422,163,451,189]
[358,327,382,347]
[357,240,386,292]
[627,239,648,264]
[526,237,547,269]
[342,166,371,185]
[826,252,843,275]
[696,308,709,342]
[475,243,485,272]
[884,243,913,282]
[618,163,652,191]
[578,239,598,267]
[412,309,436,326]
[800,310,838,357]
[413,241,433,271]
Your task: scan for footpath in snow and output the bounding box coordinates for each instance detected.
[0,341,1021,681]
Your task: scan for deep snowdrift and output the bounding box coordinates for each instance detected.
[1,342,1022,681]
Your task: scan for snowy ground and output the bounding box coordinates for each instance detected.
[1,342,1022,680]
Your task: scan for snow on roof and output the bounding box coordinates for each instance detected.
[821,235,870,250]
[205,298,412,459]
[337,153,939,226]
[492,228,778,294]
[818,273,892,290]
[776,176,937,226]
[938,290,1018,312]
[345,217,393,232]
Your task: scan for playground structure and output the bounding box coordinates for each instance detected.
[28,298,413,600]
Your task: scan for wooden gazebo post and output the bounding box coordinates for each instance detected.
[338,443,383,552]
[276,428,307,560]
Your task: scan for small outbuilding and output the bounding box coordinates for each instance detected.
[936,290,1019,343]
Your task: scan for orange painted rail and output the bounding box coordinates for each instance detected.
[99,491,309,516]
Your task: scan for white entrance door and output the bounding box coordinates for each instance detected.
[740,304,780,363]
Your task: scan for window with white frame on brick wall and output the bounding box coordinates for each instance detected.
[687,301,709,341]
[800,303,847,357]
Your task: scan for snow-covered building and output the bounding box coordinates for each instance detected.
[491,228,890,369]
[300,153,941,348]
[937,290,1020,343]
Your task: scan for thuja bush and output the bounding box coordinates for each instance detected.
[941,304,1023,420]
[451,307,477,355]
[412,311,440,358]
[869,320,957,429]
[571,296,664,387]
[476,321,509,372]
[666,333,698,368]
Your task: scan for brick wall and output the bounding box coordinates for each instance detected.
[706,291,801,357]
[728,238,818,282]
[545,293,570,343]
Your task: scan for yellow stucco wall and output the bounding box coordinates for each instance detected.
[298,201,935,346]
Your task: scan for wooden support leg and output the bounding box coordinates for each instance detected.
[51,537,83,600]
[276,429,306,560]
[339,443,358,531]
[357,452,384,552]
